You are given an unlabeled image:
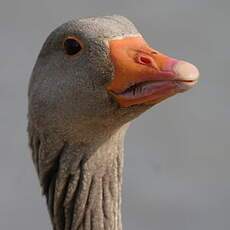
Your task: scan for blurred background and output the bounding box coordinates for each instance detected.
[0,0,229,229]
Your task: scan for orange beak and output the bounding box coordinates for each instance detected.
[106,36,199,107]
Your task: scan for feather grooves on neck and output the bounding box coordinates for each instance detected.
[29,128,126,230]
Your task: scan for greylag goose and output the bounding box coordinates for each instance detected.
[28,15,199,230]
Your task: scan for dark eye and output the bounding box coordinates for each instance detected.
[64,37,82,56]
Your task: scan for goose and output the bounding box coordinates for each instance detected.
[28,15,199,230]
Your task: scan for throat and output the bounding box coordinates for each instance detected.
[36,126,128,230]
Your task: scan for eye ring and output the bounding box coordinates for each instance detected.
[63,36,83,56]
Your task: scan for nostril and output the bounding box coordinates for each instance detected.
[138,55,154,66]
[135,53,159,69]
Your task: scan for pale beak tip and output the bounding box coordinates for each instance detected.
[173,61,200,82]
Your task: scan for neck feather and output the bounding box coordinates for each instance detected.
[29,125,128,230]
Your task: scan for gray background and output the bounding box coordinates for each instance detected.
[0,0,229,229]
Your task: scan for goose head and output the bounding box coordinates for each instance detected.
[28,15,199,230]
[29,15,199,141]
